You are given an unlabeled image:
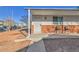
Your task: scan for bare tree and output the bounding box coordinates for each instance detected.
[20,15,28,26]
[5,17,15,31]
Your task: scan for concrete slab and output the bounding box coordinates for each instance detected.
[29,33,48,42]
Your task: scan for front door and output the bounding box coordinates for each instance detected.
[34,23,41,33]
[53,16,63,33]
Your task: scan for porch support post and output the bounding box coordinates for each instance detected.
[27,9,31,38]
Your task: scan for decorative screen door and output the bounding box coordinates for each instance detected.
[34,22,41,33]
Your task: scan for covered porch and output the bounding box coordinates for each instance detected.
[28,9,79,37]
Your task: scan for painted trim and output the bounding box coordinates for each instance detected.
[25,8,79,11]
[32,22,79,25]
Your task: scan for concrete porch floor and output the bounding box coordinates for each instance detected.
[27,33,79,42]
[28,33,48,42]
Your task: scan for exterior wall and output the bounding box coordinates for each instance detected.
[32,22,56,33]
[41,25,56,33]
[0,21,4,26]
[32,15,53,22]
[63,16,79,33]
[63,16,79,25]
[31,15,79,34]
[31,25,34,33]
[32,15,79,25]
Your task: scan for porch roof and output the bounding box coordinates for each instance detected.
[29,9,79,16]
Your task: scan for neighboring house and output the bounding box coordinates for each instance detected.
[0,20,4,26]
[4,19,15,27]
[27,9,79,35]
[0,18,16,27]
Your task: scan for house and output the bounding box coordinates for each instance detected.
[27,9,79,36]
[4,18,15,27]
[0,20,4,26]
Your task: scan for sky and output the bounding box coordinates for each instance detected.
[0,6,78,23]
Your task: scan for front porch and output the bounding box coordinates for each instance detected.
[27,9,79,37]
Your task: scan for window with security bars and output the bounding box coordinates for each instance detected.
[53,16,63,25]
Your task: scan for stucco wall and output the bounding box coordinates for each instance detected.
[32,16,79,25]
[63,16,79,25]
[32,16,53,22]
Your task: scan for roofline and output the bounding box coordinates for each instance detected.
[24,8,79,11]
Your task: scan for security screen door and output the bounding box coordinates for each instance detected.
[53,16,63,33]
[34,22,41,33]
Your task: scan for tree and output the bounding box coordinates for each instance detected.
[20,15,28,25]
[5,17,15,26]
[5,17,15,31]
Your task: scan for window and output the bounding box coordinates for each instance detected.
[53,16,63,25]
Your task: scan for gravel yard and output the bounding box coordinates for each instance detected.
[0,30,31,52]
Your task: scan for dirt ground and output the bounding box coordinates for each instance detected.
[0,30,31,52]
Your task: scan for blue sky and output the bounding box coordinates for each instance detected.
[0,6,78,23]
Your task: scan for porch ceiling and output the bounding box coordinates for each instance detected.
[31,9,79,16]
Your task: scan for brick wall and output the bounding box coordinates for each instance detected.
[31,25,34,33]
[31,25,79,34]
[41,25,56,33]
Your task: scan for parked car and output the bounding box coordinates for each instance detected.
[0,27,6,32]
[3,26,8,31]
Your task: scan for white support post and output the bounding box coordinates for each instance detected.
[27,9,31,38]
